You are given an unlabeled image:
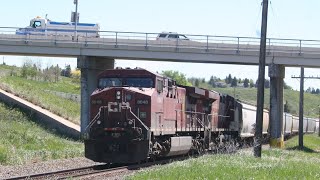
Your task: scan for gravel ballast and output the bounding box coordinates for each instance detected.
[0,157,102,179]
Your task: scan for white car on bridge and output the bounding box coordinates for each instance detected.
[156,32,190,41]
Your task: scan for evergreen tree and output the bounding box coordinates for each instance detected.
[228,74,232,84]
[231,77,237,87]
[195,79,200,87]
[243,78,249,88]
[209,76,214,85]
[249,79,254,88]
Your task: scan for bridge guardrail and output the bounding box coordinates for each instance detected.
[1,27,320,55]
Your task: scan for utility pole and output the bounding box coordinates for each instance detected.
[298,67,304,149]
[291,74,320,139]
[74,0,78,40]
[318,105,320,137]
[254,0,269,158]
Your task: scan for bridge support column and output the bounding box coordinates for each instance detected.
[77,56,114,136]
[268,64,285,148]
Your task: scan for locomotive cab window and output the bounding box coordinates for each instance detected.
[98,77,154,88]
[99,78,122,88]
[157,79,163,93]
[31,21,42,28]
[126,78,153,88]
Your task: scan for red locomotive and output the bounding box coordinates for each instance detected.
[84,67,317,163]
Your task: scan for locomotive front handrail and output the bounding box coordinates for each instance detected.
[195,117,204,128]
[126,106,149,131]
[126,106,151,140]
[85,106,108,132]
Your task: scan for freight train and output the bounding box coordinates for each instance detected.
[15,16,100,37]
[84,67,319,163]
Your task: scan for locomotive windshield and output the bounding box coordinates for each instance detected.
[98,77,154,88]
[30,20,42,28]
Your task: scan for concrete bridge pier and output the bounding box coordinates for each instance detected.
[77,56,114,136]
[268,64,285,148]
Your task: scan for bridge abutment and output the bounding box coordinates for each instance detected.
[268,64,285,148]
[77,56,114,135]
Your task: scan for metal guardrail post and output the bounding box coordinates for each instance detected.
[85,33,88,46]
[268,38,271,55]
[299,40,302,55]
[206,35,209,52]
[145,33,148,49]
[176,37,179,51]
[237,37,240,53]
[24,34,29,44]
[54,31,57,45]
[115,32,118,48]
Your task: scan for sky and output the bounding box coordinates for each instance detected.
[0,0,319,90]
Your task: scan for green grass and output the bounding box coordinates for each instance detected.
[285,134,320,152]
[128,134,320,180]
[0,101,83,165]
[0,71,80,124]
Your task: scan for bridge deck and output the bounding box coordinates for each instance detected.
[0,31,319,67]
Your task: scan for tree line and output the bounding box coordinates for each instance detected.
[8,60,80,83]
[162,71,293,90]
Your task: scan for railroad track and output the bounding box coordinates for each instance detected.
[5,157,188,180]
[5,143,251,180]
[6,164,126,180]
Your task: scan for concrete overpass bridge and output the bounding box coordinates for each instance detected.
[0,29,320,67]
[0,27,319,145]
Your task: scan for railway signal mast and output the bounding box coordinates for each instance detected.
[254,0,269,158]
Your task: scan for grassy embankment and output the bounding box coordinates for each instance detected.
[0,64,80,124]
[0,101,83,165]
[128,134,320,180]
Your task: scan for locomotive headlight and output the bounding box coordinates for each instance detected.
[97,120,101,125]
[116,91,121,100]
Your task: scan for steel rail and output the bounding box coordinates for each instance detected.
[5,165,111,180]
